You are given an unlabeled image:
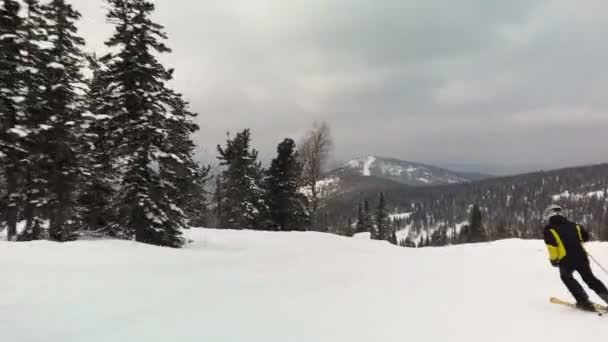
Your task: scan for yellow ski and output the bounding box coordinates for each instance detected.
[550,297,607,315]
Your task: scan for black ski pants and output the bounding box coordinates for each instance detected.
[560,262,608,303]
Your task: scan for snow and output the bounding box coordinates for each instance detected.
[298,177,340,198]
[389,212,412,221]
[347,159,361,168]
[552,190,606,201]
[0,33,18,40]
[346,156,377,176]
[82,112,111,121]
[3,229,608,341]
[362,155,376,176]
[380,164,405,176]
[417,177,431,184]
[47,62,66,70]
[9,126,29,138]
[353,232,371,239]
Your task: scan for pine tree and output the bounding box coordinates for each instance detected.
[174,162,210,227]
[375,192,389,241]
[345,216,354,237]
[600,209,608,242]
[14,0,53,240]
[355,200,365,234]
[217,129,268,229]
[212,175,223,227]
[79,54,115,233]
[100,0,199,247]
[36,0,88,241]
[265,138,310,231]
[364,199,374,236]
[468,204,487,243]
[159,93,209,227]
[387,222,397,245]
[0,0,27,240]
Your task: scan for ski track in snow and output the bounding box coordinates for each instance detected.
[1,228,608,341]
[362,156,376,176]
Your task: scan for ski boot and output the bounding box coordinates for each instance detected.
[576,300,597,312]
[599,293,608,306]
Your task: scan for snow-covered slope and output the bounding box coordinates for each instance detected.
[339,156,483,186]
[2,229,607,341]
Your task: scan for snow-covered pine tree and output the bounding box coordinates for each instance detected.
[265,138,310,231]
[159,92,210,227]
[15,0,53,240]
[216,129,268,230]
[0,0,27,240]
[36,0,88,241]
[100,0,199,247]
[78,53,115,233]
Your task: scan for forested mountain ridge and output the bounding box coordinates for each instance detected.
[317,162,608,246]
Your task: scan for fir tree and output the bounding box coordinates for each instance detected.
[14,0,52,240]
[37,0,88,241]
[159,94,210,227]
[79,54,115,232]
[355,200,365,234]
[0,0,27,240]
[212,175,223,227]
[265,138,309,231]
[468,204,487,243]
[217,129,268,229]
[375,192,389,240]
[600,209,608,242]
[364,199,374,236]
[100,0,199,247]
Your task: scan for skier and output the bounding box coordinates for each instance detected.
[543,204,608,311]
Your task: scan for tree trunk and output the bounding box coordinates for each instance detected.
[53,170,69,241]
[5,166,19,241]
[309,181,318,230]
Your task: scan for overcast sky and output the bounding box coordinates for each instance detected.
[74,0,608,175]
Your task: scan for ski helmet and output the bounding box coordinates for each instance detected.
[543,204,563,223]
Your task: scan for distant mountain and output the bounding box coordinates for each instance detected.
[316,161,608,247]
[330,156,487,186]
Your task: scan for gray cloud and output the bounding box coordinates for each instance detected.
[74,0,608,175]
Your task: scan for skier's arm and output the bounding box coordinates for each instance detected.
[543,228,560,266]
[577,225,590,242]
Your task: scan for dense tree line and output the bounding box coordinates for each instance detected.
[322,163,608,247]
[0,0,207,247]
[0,0,330,246]
[212,130,311,231]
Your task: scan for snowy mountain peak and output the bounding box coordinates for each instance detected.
[339,156,475,186]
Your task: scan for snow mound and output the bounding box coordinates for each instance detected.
[2,228,608,341]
